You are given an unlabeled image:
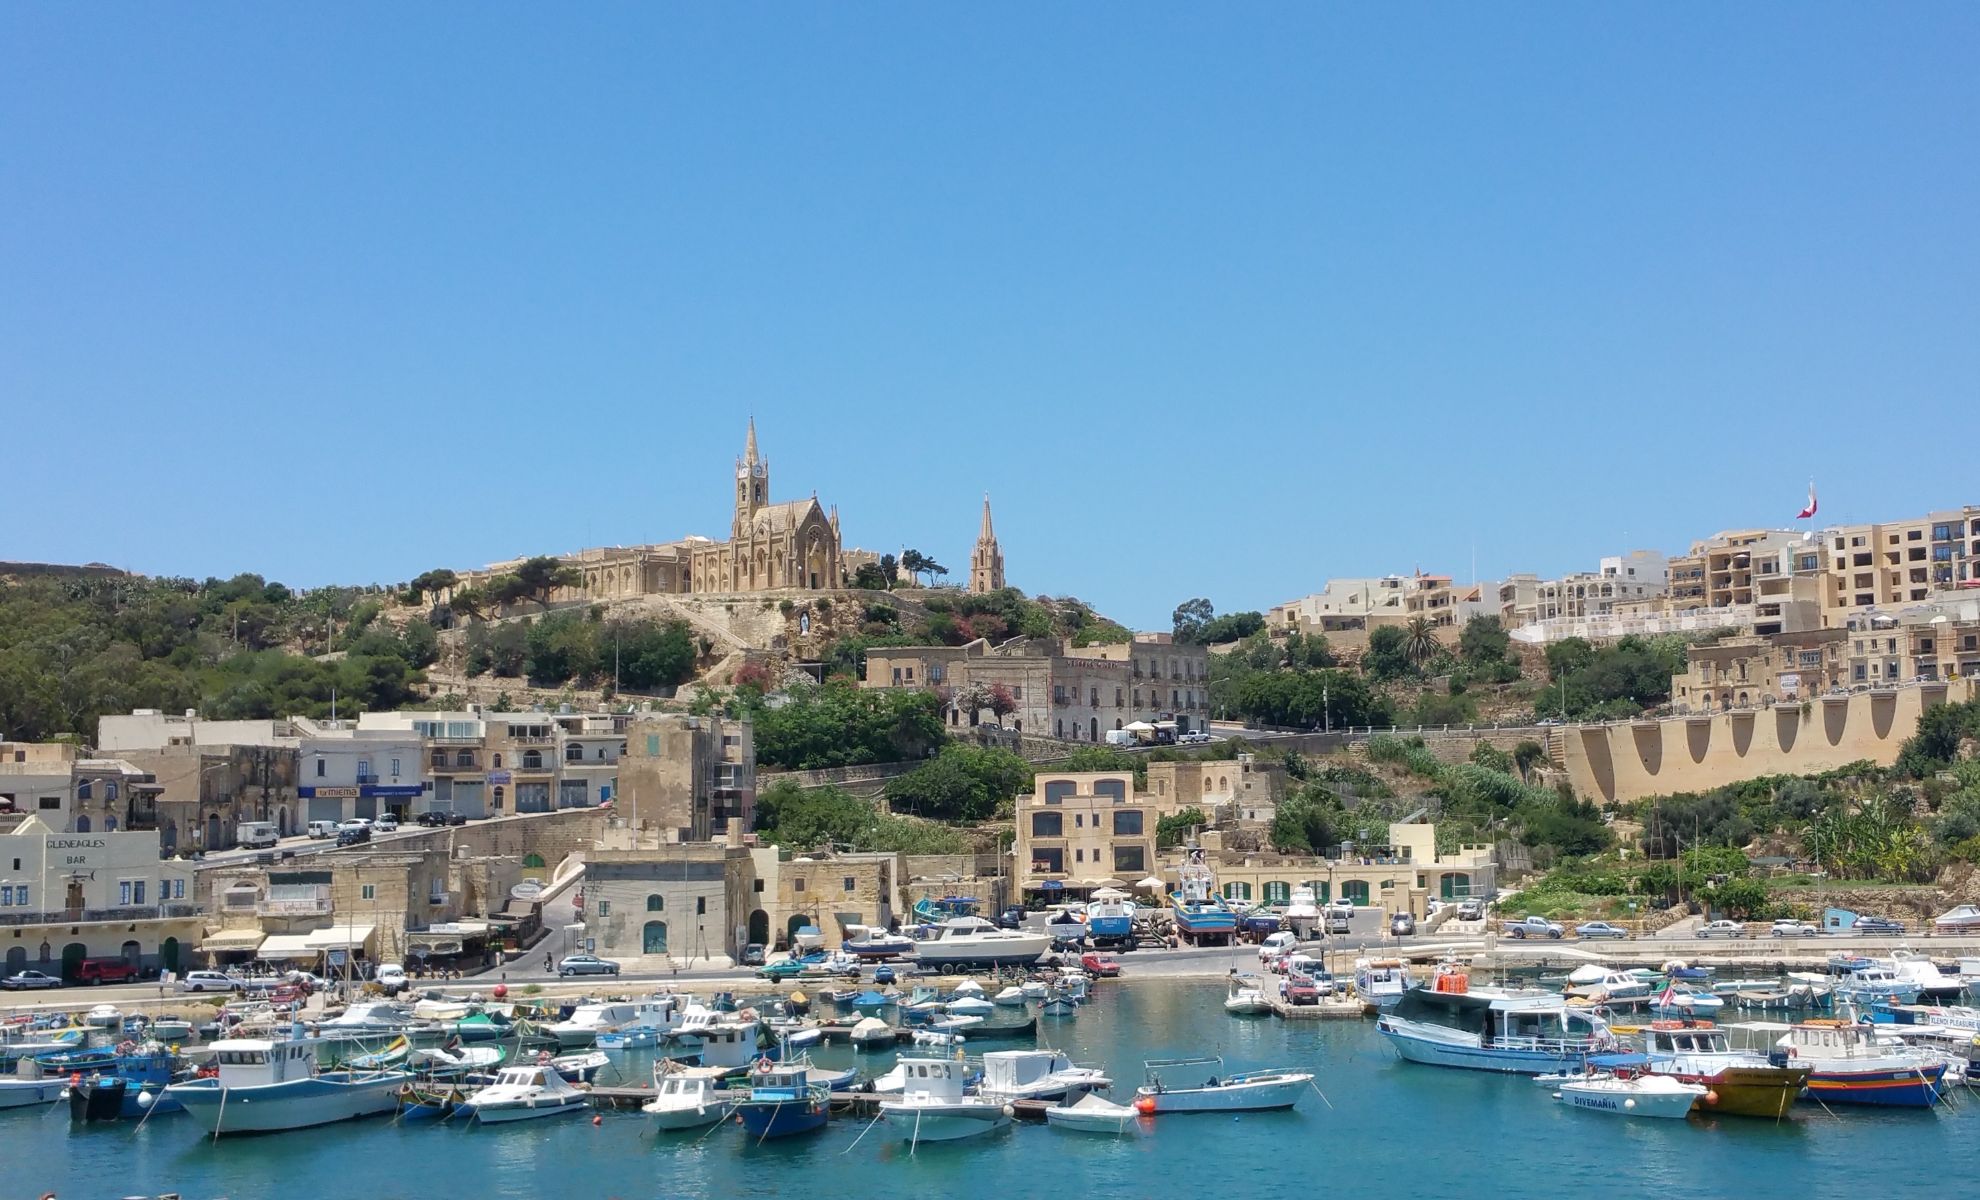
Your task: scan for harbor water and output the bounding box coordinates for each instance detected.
[28,980,1977,1199]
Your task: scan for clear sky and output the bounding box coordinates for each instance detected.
[6,6,1977,629]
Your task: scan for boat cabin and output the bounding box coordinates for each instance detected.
[689,1021,760,1070]
[208,1038,317,1087]
[981,1049,1072,1094]
[1782,1021,1875,1059]
[1645,1022,1732,1055]
[747,1063,814,1100]
[894,1056,968,1101]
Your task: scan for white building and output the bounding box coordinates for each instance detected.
[293,719,428,825]
[0,817,201,980]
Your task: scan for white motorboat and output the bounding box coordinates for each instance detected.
[913,919,1050,973]
[459,1064,590,1123]
[319,1001,417,1035]
[0,1059,68,1109]
[84,1005,123,1029]
[547,1050,610,1083]
[1284,885,1321,938]
[947,995,995,1017]
[849,1017,897,1051]
[643,1063,731,1131]
[1053,970,1090,1002]
[1555,1072,1705,1119]
[409,1045,503,1073]
[843,927,918,961]
[1020,980,1050,1001]
[546,1002,640,1049]
[1933,905,1980,933]
[993,986,1028,1007]
[676,1020,763,1074]
[1045,1092,1147,1134]
[164,1034,407,1134]
[1956,957,1980,984]
[880,1055,1011,1143]
[950,978,986,998]
[1649,984,1724,1018]
[1224,974,1274,1016]
[1135,1057,1310,1113]
[1565,969,1653,1003]
[1885,950,1969,1001]
[978,1049,1111,1102]
[1352,959,1412,1010]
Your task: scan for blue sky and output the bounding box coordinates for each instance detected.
[6,6,1977,629]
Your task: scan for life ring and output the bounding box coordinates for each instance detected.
[116,1040,138,1055]
[755,1056,774,1073]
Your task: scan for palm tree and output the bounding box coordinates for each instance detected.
[1401,617,1440,667]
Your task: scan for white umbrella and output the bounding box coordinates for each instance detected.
[1091,887,1129,901]
[1136,876,1168,891]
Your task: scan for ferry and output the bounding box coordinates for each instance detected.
[1169,847,1237,946]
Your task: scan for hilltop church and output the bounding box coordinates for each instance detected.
[462,420,856,601]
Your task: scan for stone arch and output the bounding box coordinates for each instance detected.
[161,937,181,973]
[206,813,223,847]
[748,909,770,945]
[60,942,87,982]
[120,939,142,966]
[522,852,546,869]
[647,894,665,912]
[643,921,668,954]
[74,815,91,833]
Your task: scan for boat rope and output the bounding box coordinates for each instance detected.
[841,1105,887,1154]
[213,1085,228,1140]
[910,1105,921,1156]
[1305,1078,1335,1110]
[755,1099,783,1148]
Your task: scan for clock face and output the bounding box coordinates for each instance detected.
[753,464,765,478]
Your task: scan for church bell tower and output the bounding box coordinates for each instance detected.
[969,493,1005,594]
[735,417,769,537]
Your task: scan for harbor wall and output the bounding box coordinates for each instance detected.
[1560,680,1973,804]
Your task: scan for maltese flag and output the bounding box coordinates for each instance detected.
[1797,481,1818,520]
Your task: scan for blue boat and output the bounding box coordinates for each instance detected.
[1377,975,1617,1075]
[1775,1021,1949,1108]
[733,1062,830,1140]
[1086,896,1136,945]
[65,1046,184,1121]
[1169,848,1237,946]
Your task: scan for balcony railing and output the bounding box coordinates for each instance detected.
[356,772,379,785]
[257,896,333,916]
[0,903,197,927]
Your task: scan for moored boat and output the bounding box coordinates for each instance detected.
[643,1062,731,1131]
[458,1064,590,1123]
[1169,847,1237,946]
[1772,1019,1948,1108]
[164,1033,407,1134]
[880,1055,1011,1143]
[1352,959,1411,1010]
[976,1049,1110,1102]
[1134,1056,1310,1113]
[1224,974,1274,1016]
[1379,977,1617,1075]
[1636,1021,1810,1119]
[1046,1091,1146,1134]
[733,1060,830,1140]
[1554,1061,1706,1120]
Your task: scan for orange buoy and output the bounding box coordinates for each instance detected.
[592,1115,602,1126]
[1704,1090,1719,1106]
[1134,1095,1158,1115]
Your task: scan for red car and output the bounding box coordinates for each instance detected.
[1079,953,1121,978]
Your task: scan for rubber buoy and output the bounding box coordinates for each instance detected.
[492,984,508,999]
[1705,1090,1719,1106]
[592,1115,602,1127]
[1133,1095,1157,1115]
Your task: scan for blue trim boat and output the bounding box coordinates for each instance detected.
[733,1061,830,1140]
[1169,848,1236,945]
[1378,971,1617,1075]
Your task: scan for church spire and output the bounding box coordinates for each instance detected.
[969,492,1005,594]
[744,415,758,463]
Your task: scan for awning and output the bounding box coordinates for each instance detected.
[199,930,266,953]
[257,933,318,960]
[406,923,489,956]
[304,924,377,952]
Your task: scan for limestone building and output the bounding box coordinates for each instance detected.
[458,419,852,602]
[968,496,1005,594]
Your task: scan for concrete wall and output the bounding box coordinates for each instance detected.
[1562,680,1974,803]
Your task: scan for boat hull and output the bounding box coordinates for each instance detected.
[1804,1064,1947,1108]
[1658,1066,1810,1119]
[736,1100,829,1139]
[646,1101,728,1131]
[165,1073,406,1134]
[0,1079,68,1109]
[1378,1017,1593,1076]
[1046,1108,1144,1134]
[882,1102,1011,1141]
[1556,1082,1700,1119]
[467,1097,589,1123]
[1136,1075,1309,1112]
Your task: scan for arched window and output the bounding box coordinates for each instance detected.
[522,750,543,771]
[522,852,545,869]
[1264,881,1291,905]
[1221,881,1252,901]
[492,754,503,769]
[565,744,584,762]
[77,780,92,800]
[74,815,90,833]
[456,749,474,767]
[647,894,665,912]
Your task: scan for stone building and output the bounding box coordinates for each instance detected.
[863,633,1210,741]
[1188,822,1496,912]
[617,714,755,841]
[457,419,855,602]
[586,843,753,966]
[1145,754,1288,825]
[0,817,200,980]
[1670,628,1851,712]
[1013,770,1174,899]
[968,495,1005,594]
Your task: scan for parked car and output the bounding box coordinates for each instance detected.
[557,954,622,978]
[1389,913,1416,937]
[0,969,64,991]
[1283,973,1323,1005]
[416,811,451,827]
[1325,897,1356,914]
[996,906,1027,930]
[1695,919,1747,939]
[758,958,812,981]
[1177,731,1214,745]
[740,943,767,967]
[1770,919,1820,937]
[1850,916,1905,935]
[307,820,340,839]
[337,818,372,832]
[178,970,240,993]
[1455,900,1486,921]
[336,825,372,846]
[75,958,140,985]
[1258,931,1300,963]
[373,814,400,833]
[1080,952,1122,978]
[1574,921,1630,940]
[1503,916,1565,940]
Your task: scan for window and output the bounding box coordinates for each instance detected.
[357,759,371,779]
[389,758,400,778]
[753,879,764,893]
[316,758,326,777]
[457,750,474,768]
[696,896,707,914]
[1112,846,1146,874]
[77,780,92,800]
[1032,848,1064,873]
[646,735,660,756]
[132,881,146,905]
[1075,848,1084,863]
[648,894,665,911]
[361,884,376,900]
[15,888,26,908]
[1074,813,1083,828]
[119,880,133,905]
[597,900,611,916]
[1031,812,1063,837]
[842,877,855,893]
[1112,811,1144,836]
[173,879,185,900]
[0,886,11,906]
[794,879,806,893]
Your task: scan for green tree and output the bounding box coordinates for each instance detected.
[1269,787,1340,854]
[1171,598,1215,644]
[1156,806,1209,850]
[1363,626,1414,681]
[1459,615,1512,665]
[883,743,1032,821]
[511,556,583,609]
[1401,617,1440,668]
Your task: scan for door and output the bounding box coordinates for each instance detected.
[205,814,222,848]
[643,921,668,955]
[60,943,86,983]
[65,880,85,916]
[161,937,180,973]
[747,909,770,946]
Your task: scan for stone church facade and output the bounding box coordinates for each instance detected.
[462,420,853,602]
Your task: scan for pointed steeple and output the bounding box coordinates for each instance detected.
[980,493,995,540]
[969,492,1005,594]
[744,415,759,463]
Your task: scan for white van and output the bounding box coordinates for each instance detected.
[1103,728,1139,748]
[237,821,279,850]
[307,820,340,839]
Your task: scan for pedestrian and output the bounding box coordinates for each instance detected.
[544,953,552,972]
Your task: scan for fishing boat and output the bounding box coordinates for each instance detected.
[1085,891,1136,945]
[993,986,1028,1007]
[643,1061,731,1131]
[1566,966,1653,1004]
[1352,959,1411,1011]
[548,1050,610,1083]
[977,1049,1111,1102]
[1041,996,1080,1018]
[83,1004,123,1029]
[1553,1059,1706,1120]
[0,1058,69,1109]
[319,1001,417,1035]
[947,993,995,1017]
[881,1055,1011,1143]
[1828,964,1924,1006]
[395,1080,468,1121]
[409,1044,504,1074]
[1636,1021,1811,1119]
[164,1033,408,1134]
[1135,1057,1310,1113]
[1020,979,1050,1001]
[597,1027,662,1051]
[458,1064,590,1123]
[147,1017,195,1042]
[1045,1092,1146,1134]
[733,1060,830,1140]
[1378,975,1618,1075]
[1169,848,1237,946]
[914,919,1051,974]
[1224,974,1274,1016]
[345,1036,411,1070]
[1771,1019,1948,1108]
[65,1043,184,1121]
[674,1020,765,1079]
[1649,983,1726,1019]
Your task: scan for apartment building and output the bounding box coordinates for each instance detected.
[0,818,200,981]
[1823,506,1980,624]
[1670,628,1850,711]
[359,708,630,818]
[94,713,304,851]
[1013,771,1173,898]
[1843,595,1980,686]
[1188,821,1496,911]
[863,634,1210,741]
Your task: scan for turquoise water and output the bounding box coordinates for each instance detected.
[26,981,1977,1199]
